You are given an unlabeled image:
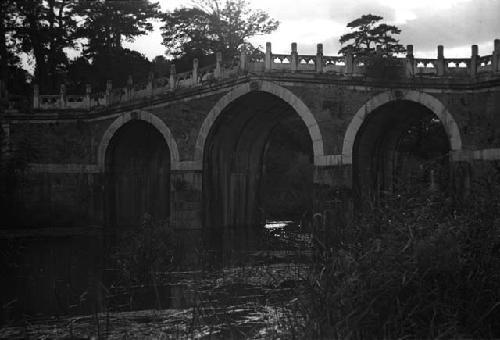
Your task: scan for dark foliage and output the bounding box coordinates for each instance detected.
[298,173,500,338]
[110,214,178,285]
[339,14,405,57]
[66,48,152,92]
[363,54,406,80]
[12,0,78,91]
[161,0,279,59]
[73,0,160,57]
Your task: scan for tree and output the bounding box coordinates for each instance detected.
[161,0,279,60]
[66,48,152,91]
[13,0,78,91]
[338,14,405,57]
[63,0,159,90]
[0,0,19,97]
[74,0,160,57]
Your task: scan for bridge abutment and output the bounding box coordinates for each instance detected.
[170,169,203,266]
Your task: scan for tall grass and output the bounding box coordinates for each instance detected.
[297,174,500,339]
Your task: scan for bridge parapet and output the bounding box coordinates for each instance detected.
[24,38,500,112]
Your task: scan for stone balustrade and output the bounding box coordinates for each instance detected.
[28,38,500,111]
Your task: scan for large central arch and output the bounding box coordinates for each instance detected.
[200,83,318,258]
[194,80,325,164]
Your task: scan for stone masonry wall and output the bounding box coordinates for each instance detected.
[3,77,500,235]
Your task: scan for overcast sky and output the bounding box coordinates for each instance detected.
[125,0,500,59]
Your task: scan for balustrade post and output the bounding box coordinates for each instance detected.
[105,80,112,106]
[127,75,133,101]
[193,58,199,85]
[470,45,478,77]
[147,72,154,95]
[493,39,500,72]
[215,51,222,79]
[405,44,415,77]
[437,45,446,76]
[85,84,92,110]
[291,42,298,73]
[345,48,354,75]
[169,64,176,91]
[240,47,247,72]
[33,84,39,109]
[59,84,66,109]
[265,42,272,72]
[316,43,323,73]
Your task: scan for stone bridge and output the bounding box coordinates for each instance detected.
[2,40,500,260]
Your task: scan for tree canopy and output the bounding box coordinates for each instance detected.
[161,0,279,60]
[0,0,19,97]
[2,0,78,92]
[74,0,160,57]
[1,0,279,95]
[1,0,161,94]
[66,48,152,92]
[66,0,161,90]
[339,14,405,57]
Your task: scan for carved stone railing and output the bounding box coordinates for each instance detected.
[27,38,500,112]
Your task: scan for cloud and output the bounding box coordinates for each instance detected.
[327,0,397,23]
[248,0,397,55]
[399,0,500,55]
[131,0,500,59]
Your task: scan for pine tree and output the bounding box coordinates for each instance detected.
[74,0,160,57]
[339,14,405,57]
[14,0,77,91]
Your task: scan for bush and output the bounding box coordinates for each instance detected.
[298,178,500,338]
[110,213,177,285]
[364,54,406,81]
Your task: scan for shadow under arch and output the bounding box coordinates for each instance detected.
[345,92,460,204]
[194,80,325,164]
[98,111,179,229]
[201,88,315,261]
[98,110,180,172]
[342,90,462,164]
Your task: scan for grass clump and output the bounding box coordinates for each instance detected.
[298,177,500,339]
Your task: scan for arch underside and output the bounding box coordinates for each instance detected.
[105,120,171,229]
[203,91,313,254]
[195,81,324,165]
[343,90,462,164]
[353,100,450,202]
[98,110,179,172]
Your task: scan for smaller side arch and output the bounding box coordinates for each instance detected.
[341,90,462,164]
[97,110,180,171]
[193,80,325,163]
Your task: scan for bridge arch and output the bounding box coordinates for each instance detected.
[199,81,319,257]
[98,110,179,228]
[97,110,180,171]
[341,90,462,164]
[194,80,324,163]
